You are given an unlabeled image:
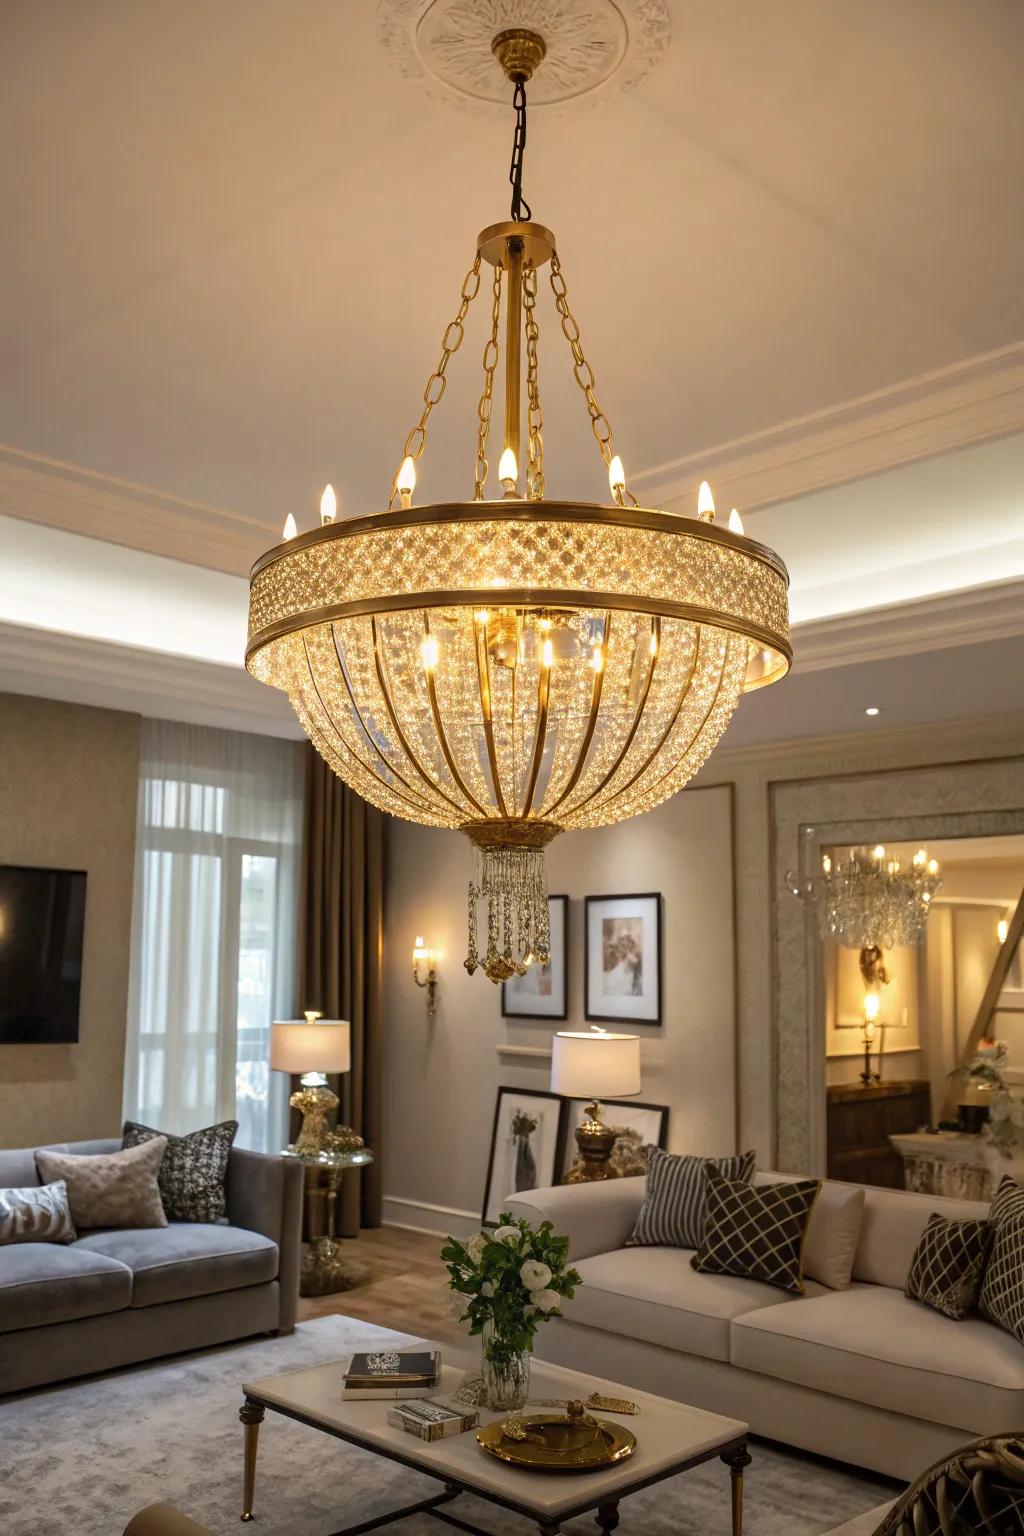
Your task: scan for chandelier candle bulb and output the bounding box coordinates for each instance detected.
[320,484,337,525]
[697,480,716,522]
[397,455,416,509]
[728,508,744,535]
[498,447,519,494]
[282,513,298,541]
[245,24,792,984]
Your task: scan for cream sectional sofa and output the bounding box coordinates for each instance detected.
[507,1171,1022,1480]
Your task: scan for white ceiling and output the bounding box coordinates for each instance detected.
[1,1,1024,748]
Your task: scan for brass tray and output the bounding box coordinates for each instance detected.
[476,1413,636,1472]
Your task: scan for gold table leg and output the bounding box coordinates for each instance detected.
[300,1165,366,1297]
[722,1445,751,1536]
[239,1397,265,1522]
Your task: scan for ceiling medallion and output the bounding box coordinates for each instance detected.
[377,0,670,109]
[247,28,791,984]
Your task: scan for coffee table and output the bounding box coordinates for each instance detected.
[239,1345,750,1535]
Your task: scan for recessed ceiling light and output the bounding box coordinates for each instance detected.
[865,706,880,717]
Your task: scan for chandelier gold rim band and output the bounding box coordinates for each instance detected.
[246,25,792,982]
[249,500,790,584]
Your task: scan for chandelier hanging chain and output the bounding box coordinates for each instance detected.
[388,254,483,508]
[548,251,639,505]
[523,263,545,500]
[508,76,532,222]
[474,262,503,500]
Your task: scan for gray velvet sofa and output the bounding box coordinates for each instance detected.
[0,1137,304,1395]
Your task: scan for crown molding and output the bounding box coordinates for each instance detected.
[0,621,301,739]
[791,577,1024,673]
[636,342,1024,514]
[0,444,268,576]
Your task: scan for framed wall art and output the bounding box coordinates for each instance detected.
[501,895,568,1020]
[560,1098,669,1180]
[585,892,662,1025]
[481,1088,566,1226]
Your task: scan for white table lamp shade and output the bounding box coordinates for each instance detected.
[550,1030,641,1099]
[271,1018,351,1076]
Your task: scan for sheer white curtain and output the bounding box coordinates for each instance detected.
[124,719,303,1152]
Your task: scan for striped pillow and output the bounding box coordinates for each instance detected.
[626,1147,756,1249]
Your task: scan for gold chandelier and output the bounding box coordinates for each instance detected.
[247,28,791,984]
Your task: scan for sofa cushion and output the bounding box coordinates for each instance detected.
[73,1223,278,1307]
[732,1284,1024,1433]
[756,1174,864,1290]
[626,1148,756,1249]
[693,1172,820,1294]
[0,1180,76,1245]
[980,1215,1024,1343]
[853,1186,989,1290]
[566,1245,825,1362]
[36,1139,168,1231]
[906,1214,993,1321]
[123,1119,237,1224]
[0,1243,132,1333]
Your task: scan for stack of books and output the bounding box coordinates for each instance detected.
[341,1349,441,1402]
[387,1400,479,1442]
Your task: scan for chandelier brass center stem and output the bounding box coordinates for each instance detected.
[504,236,524,469]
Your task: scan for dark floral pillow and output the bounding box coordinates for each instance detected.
[122,1119,237,1223]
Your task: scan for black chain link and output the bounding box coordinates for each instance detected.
[508,78,531,222]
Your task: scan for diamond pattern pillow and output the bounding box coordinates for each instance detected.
[691,1170,820,1293]
[626,1148,756,1249]
[989,1174,1024,1227]
[905,1213,993,1320]
[981,1214,1024,1343]
[123,1119,237,1224]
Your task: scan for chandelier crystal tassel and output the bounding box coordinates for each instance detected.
[246,26,792,984]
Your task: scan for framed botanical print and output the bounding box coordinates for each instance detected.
[501,895,568,1020]
[560,1099,669,1180]
[482,1088,566,1226]
[585,893,662,1024]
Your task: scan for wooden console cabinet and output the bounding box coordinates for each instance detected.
[826,1079,931,1188]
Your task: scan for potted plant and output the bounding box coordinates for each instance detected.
[441,1214,581,1410]
[950,1040,1024,1151]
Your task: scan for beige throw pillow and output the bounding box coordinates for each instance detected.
[756,1174,865,1289]
[35,1138,168,1230]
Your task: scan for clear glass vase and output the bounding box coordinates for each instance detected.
[480,1320,531,1411]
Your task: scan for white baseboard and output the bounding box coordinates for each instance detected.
[381,1194,480,1239]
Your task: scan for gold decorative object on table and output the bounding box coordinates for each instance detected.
[245,21,791,990]
[477,1405,636,1470]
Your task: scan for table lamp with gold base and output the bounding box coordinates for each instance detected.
[551,1028,642,1183]
[271,1010,357,1154]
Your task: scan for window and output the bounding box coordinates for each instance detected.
[124,720,303,1151]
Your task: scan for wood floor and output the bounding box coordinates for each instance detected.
[297,1225,469,1347]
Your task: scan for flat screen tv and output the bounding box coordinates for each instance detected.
[0,865,87,1044]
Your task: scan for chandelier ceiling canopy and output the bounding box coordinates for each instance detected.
[247,26,791,983]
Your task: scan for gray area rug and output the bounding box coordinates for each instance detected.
[0,1316,895,1536]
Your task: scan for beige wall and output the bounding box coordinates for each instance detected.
[381,784,736,1234]
[0,693,140,1147]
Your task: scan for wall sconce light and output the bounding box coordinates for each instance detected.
[412,936,438,1017]
[998,917,1010,945]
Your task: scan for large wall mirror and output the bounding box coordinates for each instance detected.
[821,834,1024,1196]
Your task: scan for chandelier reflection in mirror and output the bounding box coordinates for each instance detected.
[247,27,791,983]
[789,830,943,960]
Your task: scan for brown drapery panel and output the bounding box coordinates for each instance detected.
[297,746,385,1232]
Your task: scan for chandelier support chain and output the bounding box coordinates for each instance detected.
[504,236,524,473]
[389,254,482,508]
[523,263,545,500]
[474,262,503,500]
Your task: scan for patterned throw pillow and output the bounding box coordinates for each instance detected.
[35,1139,167,1230]
[989,1174,1024,1227]
[626,1148,756,1249]
[980,1216,1024,1343]
[0,1181,76,1245]
[905,1214,993,1320]
[692,1170,821,1294]
[123,1119,237,1223]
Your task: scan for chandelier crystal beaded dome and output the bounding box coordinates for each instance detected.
[247,27,792,984]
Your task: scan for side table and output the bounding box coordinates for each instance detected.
[282,1145,374,1297]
